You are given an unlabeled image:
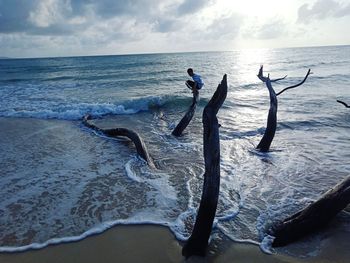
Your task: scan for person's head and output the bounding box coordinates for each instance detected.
[187,68,194,76]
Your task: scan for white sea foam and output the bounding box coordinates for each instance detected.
[0,96,167,120]
[260,235,275,254]
[169,208,197,241]
[125,157,144,183]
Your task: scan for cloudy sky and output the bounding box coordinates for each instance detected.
[0,0,349,58]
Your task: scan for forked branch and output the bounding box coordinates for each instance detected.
[257,65,286,83]
[256,65,311,152]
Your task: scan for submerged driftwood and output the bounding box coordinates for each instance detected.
[82,115,155,168]
[182,75,228,258]
[270,176,350,247]
[172,89,199,136]
[256,66,311,152]
[337,100,350,108]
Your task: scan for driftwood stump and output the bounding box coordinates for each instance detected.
[82,115,155,168]
[182,74,228,258]
[269,176,350,247]
[256,74,277,152]
[172,89,199,136]
[257,66,311,152]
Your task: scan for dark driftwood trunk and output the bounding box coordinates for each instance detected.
[82,115,155,168]
[182,75,228,258]
[256,78,277,152]
[256,66,311,152]
[270,176,350,247]
[172,90,199,136]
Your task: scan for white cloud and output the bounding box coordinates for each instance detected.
[297,0,350,24]
[0,0,349,57]
[28,0,71,28]
[204,13,243,40]
[243,18,288,40]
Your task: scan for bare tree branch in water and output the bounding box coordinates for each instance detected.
[182,75,227,258]
[269,176,350,247]
[172,90,199,136]
[82,115,155,168]
[276,69,312,96]
[337,100,350,108]
[256,66,311,152]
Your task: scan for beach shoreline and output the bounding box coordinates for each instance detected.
[0,223,349,263]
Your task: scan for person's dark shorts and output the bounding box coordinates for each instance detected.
[186,80,202,90]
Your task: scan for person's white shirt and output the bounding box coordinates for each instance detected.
[192,73,204,89]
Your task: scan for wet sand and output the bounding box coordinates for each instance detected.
[0,224,349,263]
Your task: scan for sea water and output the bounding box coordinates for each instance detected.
[0,46,349,256]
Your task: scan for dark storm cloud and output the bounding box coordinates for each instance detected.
[0,0,37,33]
[70,0,158,18]
[0,0,79,35]
[0,0,214,36]
[297,0,350,24]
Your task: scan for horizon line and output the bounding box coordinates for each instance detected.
[1,44,349,60]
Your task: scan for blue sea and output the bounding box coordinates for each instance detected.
[0,46,349,257]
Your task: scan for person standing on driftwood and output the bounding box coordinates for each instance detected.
[186,68,204,93]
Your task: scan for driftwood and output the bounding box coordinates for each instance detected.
[172,89,199,136]
[256,66,311,152]
[182,74,228,258]
[256,67,278,152]
[269,176,350,247]
[82,115,155,168]
[337,100,350,108]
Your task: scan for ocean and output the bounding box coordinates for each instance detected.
[0,46,349,257]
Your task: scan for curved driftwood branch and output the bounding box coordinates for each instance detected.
[172,90,199,136]
[82,115,155,168]
[269,176,350,247]
[276,69,311,96]
[337,100,350,108]
[271,75,287,82]
[182,74,228,258]
[257,66,278,152]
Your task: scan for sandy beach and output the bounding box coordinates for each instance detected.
[0,223,349,263]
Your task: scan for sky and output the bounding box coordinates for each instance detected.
[0,0,350,58]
